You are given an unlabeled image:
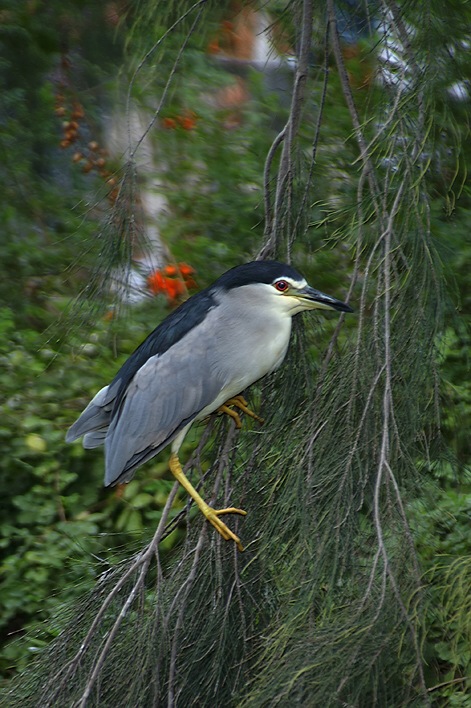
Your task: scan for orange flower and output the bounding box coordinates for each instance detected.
[147,270,166,294]
[178,262,195,277]
[148,264,196,302]
[162,117,177,129]
[177,112,197,131]
[164,278,185,301]
[180,116,196,131]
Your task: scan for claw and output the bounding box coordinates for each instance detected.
[218,394,264,428]
[169,453,246,551]
[218,404,243,428]
[201,505,246,551]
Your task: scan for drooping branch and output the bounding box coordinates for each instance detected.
[259,0,314,259]
[326,0,381,212]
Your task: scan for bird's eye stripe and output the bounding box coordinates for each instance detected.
[274,280,289,292]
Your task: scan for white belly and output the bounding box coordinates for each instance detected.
[197,309,292,419]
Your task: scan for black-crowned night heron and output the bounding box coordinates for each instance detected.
[67,260,352,550]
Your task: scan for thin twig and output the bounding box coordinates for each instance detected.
[75,485,180,707]
[125,0,208,161]
[290,10,331,253]
[259,0,314,259]
[326,0,380,211]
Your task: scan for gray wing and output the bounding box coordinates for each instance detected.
[66,297,267,486]
[66,383,119,449]
[66,312,229,486]
[103,339,225,485]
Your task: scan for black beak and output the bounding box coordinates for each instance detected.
[298,285,353,313]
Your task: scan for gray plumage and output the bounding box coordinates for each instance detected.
[66,261,352,488]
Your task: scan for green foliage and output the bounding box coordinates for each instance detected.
[408,454,471,696]
[1,1,471,705]
[0,303,190,680]
[0,0,124,322]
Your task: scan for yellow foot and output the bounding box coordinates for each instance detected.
[218,395,264,428]
[201,504,247,552]
[169,452,247,551]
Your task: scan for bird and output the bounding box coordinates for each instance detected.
[66,260,353,551]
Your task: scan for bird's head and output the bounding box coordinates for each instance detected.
[216,260,353,317]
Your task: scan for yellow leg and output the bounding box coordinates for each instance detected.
[169,453,246,551]
[218,395,264,428]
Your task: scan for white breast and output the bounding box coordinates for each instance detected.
[196,284,293,418]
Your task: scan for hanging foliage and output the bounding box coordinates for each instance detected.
[2,0,471,705]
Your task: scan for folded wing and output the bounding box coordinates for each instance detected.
[66,314,225,486]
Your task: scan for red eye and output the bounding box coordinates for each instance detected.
[274,280,289,292]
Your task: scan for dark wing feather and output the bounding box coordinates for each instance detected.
[104,313,226,485]
[65,382,119,444]
[65,287,217,451]
[109,287,217,413]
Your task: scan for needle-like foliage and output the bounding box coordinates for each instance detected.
[5,1,470,705]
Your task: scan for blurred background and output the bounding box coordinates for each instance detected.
[1,1,470,704]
